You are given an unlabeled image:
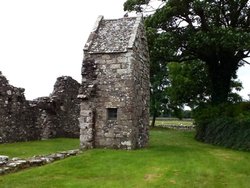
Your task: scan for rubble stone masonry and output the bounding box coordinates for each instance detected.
[0,71,80,143]
[0,71,40,143]
[79,16,150,149]
[31,76,81,139]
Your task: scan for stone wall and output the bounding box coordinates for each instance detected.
[79,16,150,150]
[0,72,80,143]
[0,149,81,175]
[128,17,150,148]
[32,76,81,139]
[80,52,149,149]
[0,71,40,143]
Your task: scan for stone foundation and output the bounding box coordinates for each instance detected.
[0,149,81,175]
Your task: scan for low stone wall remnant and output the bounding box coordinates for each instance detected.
[0,149,81,175]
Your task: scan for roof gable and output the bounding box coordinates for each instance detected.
[84,16,142,54]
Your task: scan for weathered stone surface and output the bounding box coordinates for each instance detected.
[79,16,150,150]
[0,155,9,167]
[88,17,136,53]
[0,71,40,143]
[41,76,80,138]
[0,155,9,162]
[0,71,80,143]
[0,149,81,175]
[34,76,81,139]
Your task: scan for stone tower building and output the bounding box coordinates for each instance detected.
[78,16,150,150]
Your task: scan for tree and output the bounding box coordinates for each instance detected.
[124,0,250,104]
[167,60,210,109]
[167,60,243,109]
[147,27,170,126]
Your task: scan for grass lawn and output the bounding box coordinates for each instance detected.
[0,138,79,158]
[0,128,250,188]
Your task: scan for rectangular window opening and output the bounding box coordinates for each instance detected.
[107,108,118,120]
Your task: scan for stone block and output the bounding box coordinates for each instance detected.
[117,69,129,75]
[0,155,9,162]
[110,64,121,69]
[102,55,111,60]
[117,56,127,63]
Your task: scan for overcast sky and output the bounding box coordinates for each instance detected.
[0,0,249,100]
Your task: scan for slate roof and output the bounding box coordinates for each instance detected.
[84,16,141,53]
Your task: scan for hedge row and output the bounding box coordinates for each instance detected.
[194,103,250,151]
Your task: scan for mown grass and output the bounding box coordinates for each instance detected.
[0,138,79,158]
[0,128,250,188]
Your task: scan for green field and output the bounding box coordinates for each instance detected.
[0,128,249,188]
[153,118,194,127]
[0,138,79,158]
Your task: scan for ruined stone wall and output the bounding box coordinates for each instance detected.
[0,72,40,143]
[30,97,59,139]
[0,72,80,143]
[31,76,81,139]
[78,58,97,149]
[50,76,80,138]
